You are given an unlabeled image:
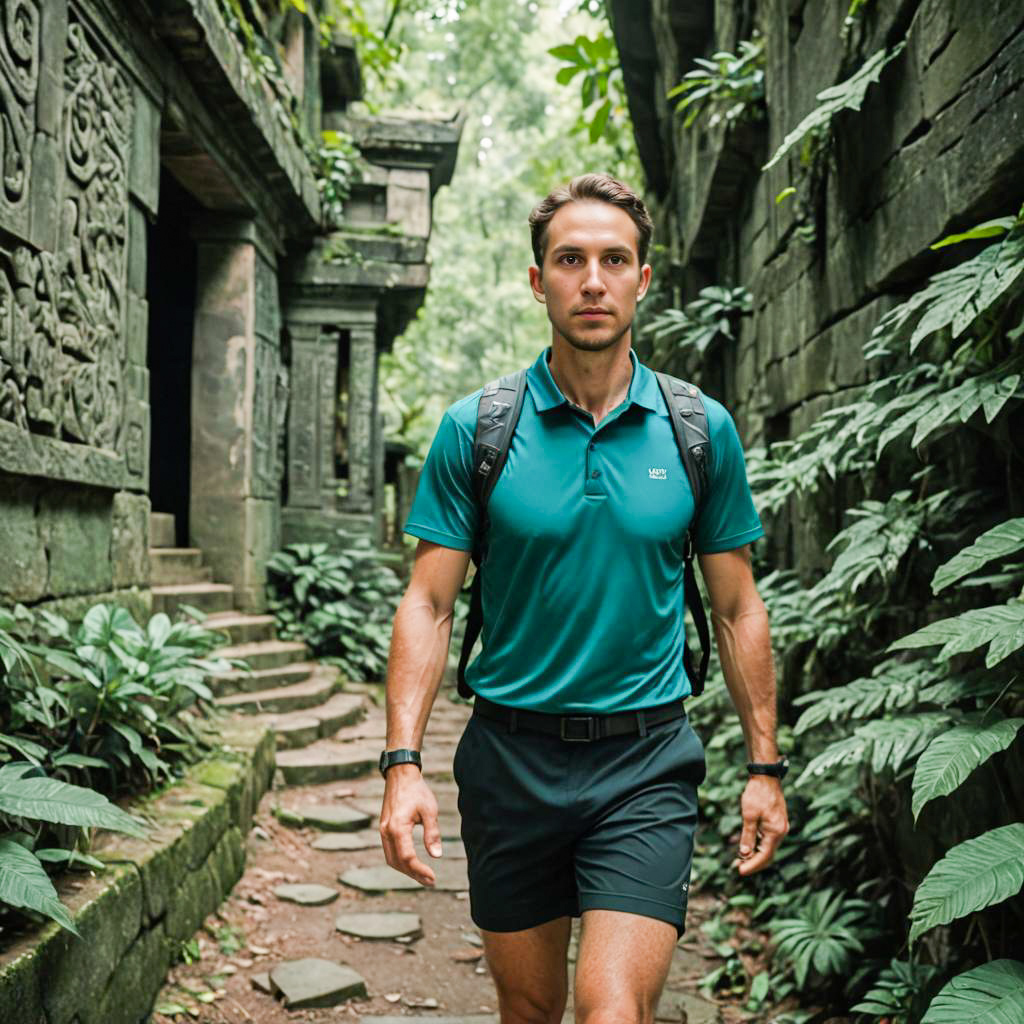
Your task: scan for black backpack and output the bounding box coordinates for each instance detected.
[456,369,713,701]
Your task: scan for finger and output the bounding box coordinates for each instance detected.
[394,823,436,886]
[421,810,443,859]
[738,815,759,859]
[736,829,784,876]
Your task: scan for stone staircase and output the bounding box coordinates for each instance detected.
[149,513,381,784]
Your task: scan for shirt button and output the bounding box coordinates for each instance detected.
[591,469,601,478]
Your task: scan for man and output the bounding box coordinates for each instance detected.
[379,173,788,1024]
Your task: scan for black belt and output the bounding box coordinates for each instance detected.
[471,694,686,742]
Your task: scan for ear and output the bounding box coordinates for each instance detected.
[528,264,545,303]
[637,263,652,301]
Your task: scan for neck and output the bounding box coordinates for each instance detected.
[547,335,634,426]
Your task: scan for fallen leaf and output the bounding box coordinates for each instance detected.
[452,949,483,963]
[404,997,439,1009]
[248,945,270,956]
[384,993,402,1003]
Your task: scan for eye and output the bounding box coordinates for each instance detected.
[607,254,626,265]
[560,254,580,264]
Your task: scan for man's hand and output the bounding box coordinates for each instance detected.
[732,776,789,875]
[379,764,444,886]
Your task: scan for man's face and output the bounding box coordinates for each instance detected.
[529,199,652,353]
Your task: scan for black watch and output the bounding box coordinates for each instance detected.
[379,748,422,777]
[746,757,789,779]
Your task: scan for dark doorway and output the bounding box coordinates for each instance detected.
[146,169,201,548]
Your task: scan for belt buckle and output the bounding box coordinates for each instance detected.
[560,715,598,742]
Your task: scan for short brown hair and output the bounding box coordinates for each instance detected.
[528,173,654,269]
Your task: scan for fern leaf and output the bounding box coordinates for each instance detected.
[762,42,905,170]
[0,776,146,837]
[932,518,1024,594]
[0,837,80,934]
[890,601,1024,667]
[909,823,1024,944]
[912,717,1024,821]
[922,959,1024,1023]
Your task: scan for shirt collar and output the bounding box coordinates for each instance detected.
[526,346,661,415]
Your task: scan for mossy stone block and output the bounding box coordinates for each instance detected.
[158,780,230,871]
[164,859,219,943]
[81,922,170,1024]
[0,942,46,1024]
[40,866,143,1024]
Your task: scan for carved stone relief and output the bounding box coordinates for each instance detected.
[0,0,39,236]
[345,328,374,512]
[0,14,135,487]
[251,334,277,498]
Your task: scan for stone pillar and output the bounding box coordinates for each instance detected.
[189,217,280,612]
[285,322,336,509]
[345,327,376,514]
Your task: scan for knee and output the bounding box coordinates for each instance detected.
[576,1002,652,1024]
[497,986,567,1024]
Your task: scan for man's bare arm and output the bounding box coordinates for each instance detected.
[698,545,789,875]
[379,539,471,885]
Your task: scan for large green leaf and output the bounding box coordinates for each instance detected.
[909,824,1024,944]
[0,775,145,837]
[933,518,1024,594]
[890,601,1024,667]
[762,42,905,170]
[922,959,1024,1023]
[912,717,1024,821]
[0,837,79,934]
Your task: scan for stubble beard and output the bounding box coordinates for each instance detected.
[554,315,633,353]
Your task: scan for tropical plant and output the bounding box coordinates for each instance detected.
[640,286,752,368]
[266,540,403,681]
[850,956,941,1023]
[667,34,766,131]
[317,129,364,230]
[547,31,629,144]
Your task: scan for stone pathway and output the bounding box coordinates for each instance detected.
[150,688,735,1024]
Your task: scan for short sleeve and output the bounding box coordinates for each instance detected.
[692,403,765,555]
[403,410,478,551]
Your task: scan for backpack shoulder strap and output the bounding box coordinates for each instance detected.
[457,369,528,699]
[654,372,713,696]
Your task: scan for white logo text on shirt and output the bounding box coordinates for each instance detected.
[648,467,667,480]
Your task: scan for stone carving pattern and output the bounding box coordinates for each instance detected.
[287,336,318,508]
[0,0,38,230]
[0,17,131,464]
[346,329,374,511]
[252,335,276,498]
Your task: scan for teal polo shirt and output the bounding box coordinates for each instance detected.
[404,346,764,713]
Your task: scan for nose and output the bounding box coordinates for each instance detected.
[582,258,606,296]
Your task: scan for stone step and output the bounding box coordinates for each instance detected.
[209,661,316,698]
[275,740,379,785]
[202,611,278,646]
[149,548,213,586]
[255,692,367,750]
[151,582,235,616]
[212,639,309,672]
[150,512,176,548]
[214,666,342,715]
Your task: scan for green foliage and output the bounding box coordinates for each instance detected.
[932,518,1024,594]
[640,286,751,367]
[266,541,403,681]
[771,889,878,990]
[909,824,1024,945]
[911,715,1024,822]
[921,959,1024,1023]
[850,957,942,1023]
[667,34,766,131]
[762,42,906,171]
[0,762,147,934]
[548,32,628,144]
[889,599,1024,668]
[317,130,363,230]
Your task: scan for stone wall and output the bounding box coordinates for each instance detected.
[0,723,275,1024]
[611,0,1024,577]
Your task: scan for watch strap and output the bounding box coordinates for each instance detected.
[379,748,422,776]
[746,757,789,779]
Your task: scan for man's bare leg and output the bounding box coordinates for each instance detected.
[573,910,677,1024]
[481,916,573,1024]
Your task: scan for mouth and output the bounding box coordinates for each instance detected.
[576,310,611,318]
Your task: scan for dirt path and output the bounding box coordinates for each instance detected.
[150,694,740,1024]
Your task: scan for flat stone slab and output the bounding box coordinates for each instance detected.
[339,861,468,893]
[274,883,339,906]
[340,865,423,892]
[335,911,423,940]
[251,971,272,994]
[276,804,372,831]
[269,958,367,1009]
[365,1018,497,1024]
[276,743,379,785]
[656,990,723,1024]
[311,831,381,852]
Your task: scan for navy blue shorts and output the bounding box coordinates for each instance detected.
[452,705,706,938]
